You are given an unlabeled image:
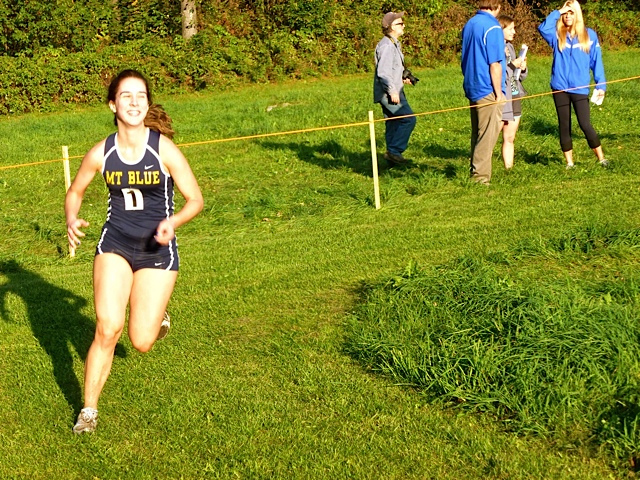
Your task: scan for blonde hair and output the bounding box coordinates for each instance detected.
[144,104,175,139]
[556,1,590,53]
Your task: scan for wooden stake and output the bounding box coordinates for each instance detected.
[368,111,381,210]
[62,146,75,257]
[62,146,71,190]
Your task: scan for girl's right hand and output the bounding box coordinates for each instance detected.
[67,218,89,250]
[559,2,572,14]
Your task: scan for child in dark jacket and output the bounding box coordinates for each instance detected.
[498,15,527,170]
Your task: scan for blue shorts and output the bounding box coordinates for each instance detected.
[95,225,179,272]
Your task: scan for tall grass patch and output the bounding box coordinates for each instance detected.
[346,224,640,461]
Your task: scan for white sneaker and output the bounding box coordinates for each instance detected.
[73,407,98,434]
[599,159,610,167]
[157,311,170,340]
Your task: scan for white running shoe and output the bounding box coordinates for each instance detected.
[73,407,98,434]
[157,311,171,340]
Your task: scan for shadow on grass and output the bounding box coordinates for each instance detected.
[0,259,126,415]
[260,139,464,181]
[418,142,468,161]
[521,151,558,166]
[259,139,375,177]
[527,118,558,137]
[380,160,460,181]
[598,131,637,142]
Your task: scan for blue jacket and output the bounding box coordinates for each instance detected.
[373,35,405,103]
[461,10,506,102]
[538,10,606,95]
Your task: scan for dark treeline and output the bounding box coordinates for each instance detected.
[0,0,638,114]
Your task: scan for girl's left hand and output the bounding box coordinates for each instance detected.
[155,218,175,245]
[512,57,525,69]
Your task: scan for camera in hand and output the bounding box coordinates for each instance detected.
[402,68,419,85]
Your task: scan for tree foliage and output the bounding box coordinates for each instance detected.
[0,0,638,114]
[1,0,637,58]
[0,0,181,55]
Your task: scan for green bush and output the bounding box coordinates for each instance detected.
[1,0,638,115]
[582,2,640,49]
[0,0,180,55]
[0,34,270,114]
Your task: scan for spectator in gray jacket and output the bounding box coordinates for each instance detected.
[373,11,416,166]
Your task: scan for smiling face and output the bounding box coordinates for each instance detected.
[503,21,515,42]
[109,77,149,127]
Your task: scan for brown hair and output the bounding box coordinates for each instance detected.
[498,14,514,30]
[478,0,501,11]
[144,104,175,139]
[107,69,152,104]
[107,69,153,128]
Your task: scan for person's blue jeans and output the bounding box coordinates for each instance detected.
[379,91,416,156]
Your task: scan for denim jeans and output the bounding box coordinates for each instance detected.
[379,91,416,156]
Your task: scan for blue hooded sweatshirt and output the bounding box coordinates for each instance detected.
[538,10,606,95]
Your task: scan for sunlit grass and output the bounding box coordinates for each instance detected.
[0,49,639,478]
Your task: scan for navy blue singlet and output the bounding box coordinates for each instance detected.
[101,129,175,239]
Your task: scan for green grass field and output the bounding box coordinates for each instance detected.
[1,49,639,478]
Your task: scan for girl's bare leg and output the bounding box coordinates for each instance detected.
[592,145,605,162]
[83,253,133,408]
[501,117,521,169]
[128,268,178,353]
[563,149,574,167]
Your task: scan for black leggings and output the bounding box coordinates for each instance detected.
[553,91,601,152]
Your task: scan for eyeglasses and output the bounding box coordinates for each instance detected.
[393,22,405,27]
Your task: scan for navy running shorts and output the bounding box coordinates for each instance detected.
[95,225,179,272]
